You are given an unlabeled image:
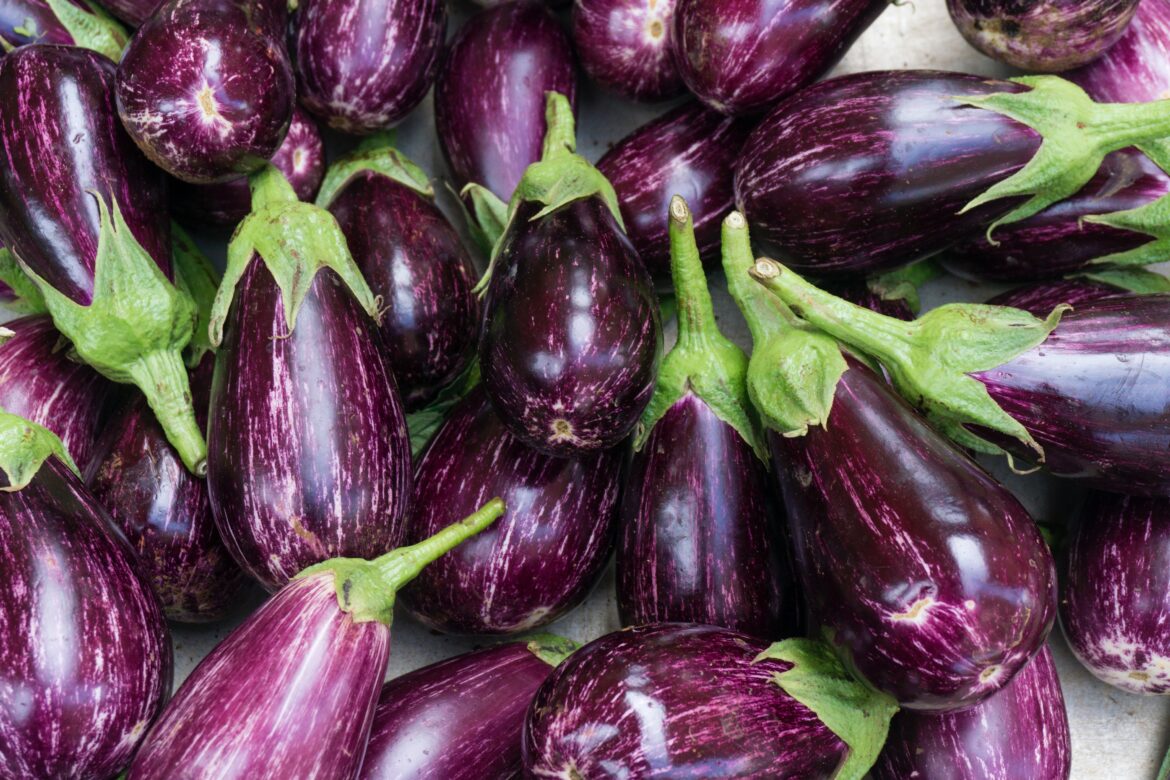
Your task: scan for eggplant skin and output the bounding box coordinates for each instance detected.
[207,261,412,591]
[400,387,622,634]
[481,198,662,456]
[735,71,1040,277]
[1070,0,1170,102]
[0,0,85,48]
[773,358,1056,711]
[523,623,847,778]
[102,0,162,25]
[0,457,172,779]
[572,0,684,102]
[873,645,1071,780]
[986,278,1129,315]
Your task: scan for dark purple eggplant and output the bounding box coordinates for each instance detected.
[434,0,577,202]
[873,645,1071,779]
[572,0,684,102]
[128,499,504,780]
[291,0,445,134]
[101,0,160,24]
[116,0,295,184]
[401,386,621,633]
[523,624,898,778]
[986,269,1170,314]
[597,101,751,281]
[671,0,887,115]
[361,635,577,779]
[0,0,127,57]
[1070,0,1170,103]
[0,413,171,778]
[0,45,206,474]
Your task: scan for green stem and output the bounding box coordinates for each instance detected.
[1157,738,1170,780]
[668,196,718,351]
[124,349,207,475]
[720,212,801,340]
[540,92,577,160]
[250,164,299,211]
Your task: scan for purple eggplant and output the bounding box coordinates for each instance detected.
[101,0,160,25]
[401,386,621,633]
[0,413,171,778]
[986,270,1170,314]
[361,635,577,779]
[291,0,445,134]
[0,44,206,474]
[597,101,751,281]
[1070,0,1170,103]
[434,0,577,202]
[0,0,127,58]
[523,624,898,778]
[873,645,1071,779]
[116,0,295,184]
[671,0,887,115]
[128,499,504,780]
[571,0,684,102]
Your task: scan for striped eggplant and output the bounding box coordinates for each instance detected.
[320,138,480,411]
[1070,0,1170,102]
[947,0,1139,72]
[100,0,160,24]
[618,197,796,639]
[0,413,172,779]
[291,0,445,134]
[986,269,1170,314]
[401,386,621,633]
[115,0,295,183]
[597,102,752,281]
[0,44,206,474]
[361,636,577,779]
[434,0,577,202]
[671,0,887,115]
[127,500,504,780]
[523,624,898,779]
[0,0,127,58]
[572,0,684,101]
[873,646,1071,780]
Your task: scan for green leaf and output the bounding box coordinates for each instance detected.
[45,0,128,61]
[526,633,580,667]
[314,132,432,209]
[405,361,481,457]
[0,246,47,315]
[0,408,79,491]
[1082,194,1170,268]
[1079,267,1170,294]
[170,222,220,367]
[866,259,943,315]
[460,183,509,255]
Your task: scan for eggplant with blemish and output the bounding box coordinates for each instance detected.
[1070,0,1170,102]
[0,0,127,58]
[572,0,684,102]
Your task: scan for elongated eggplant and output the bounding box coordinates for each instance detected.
[434,1,577,201]
[523,625,897,779]
[401,386,621,633]
[873,646,1071,779]
[206,167,411,591]
[572,0,683,102]
[986,269,1170,314]
[0,0,127,58]
[128,500,504,780]
[597,102,751,281]
[672,0,887,115]
[0,413,171,779]
[116,0,295,184]
[0,45,206,474]
[100,0,160,25]
[361,636,577,779]
[1070,0,1170,102]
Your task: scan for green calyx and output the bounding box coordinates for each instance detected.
[299,498,505,624]
[865,260,942,316]
[0,246,47,315]
[460,183,509,255]
[526,633,580,667]
[0,409,79,491]
[212,164,380,347]
[756,638,898,780]
[1081,195,1170,269]
[405,360,481,457]
[314,132,432,210]
[170,222,220,367]
[1078,267,1170,294]
[46,0,128,61]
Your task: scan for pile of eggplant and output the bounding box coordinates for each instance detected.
[1,0,1169,777]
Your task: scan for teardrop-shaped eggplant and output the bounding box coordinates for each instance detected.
[571,0,684,102]
[1069,0,1170,102]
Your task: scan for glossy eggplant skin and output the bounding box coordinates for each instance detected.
[128,571,389,780]
[0,457,172,779]
[873,645,1071,780]
[672,0,887,116]
[361,642,556,779]
[1070,0,1170,102]
[598,102,751,281]
[572,0,684,102]
[772,357,1056,711]
[328,174,480,411]
[481,198,661,455]
[206,260,411,591]
[102,0,161,25]
[434,1,578,201]
[735,71,1040,277]
[523,623,847,778]
[0,0,91,48]
[116,0,295,184]
[986,278,1127,315]
[401,388,621,634]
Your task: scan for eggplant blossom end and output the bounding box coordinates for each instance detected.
[0,409,79,491]
[314,132,432,210]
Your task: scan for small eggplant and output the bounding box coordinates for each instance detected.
[361,635,577,779]
[116,0,295,183]
[434,0,577,201]
[1070,0,1170,103]
[0,413,171,779]
[100,0,160,25]
[401,386,622,633]
[572,0,684,102]
[986,268,1170,314]
[127,500,504,780]
[0,0,127,58]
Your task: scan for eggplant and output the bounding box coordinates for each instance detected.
[1070,0,1170,103]
[401,386,621,633]
[291,0,445,134]
[361,635,577,779]
[597,102,751,281]
[101,0,160,25]
[0,45,206,474]
[671,0,887,115]
[986,269,1170,314]
[206,166,412,591]
[116,0,295,184]
[873,646,1071,780]
[0,0,127,58]
[947,0,1139,72]
[571,0,684,102]
[320,138,480,411]
[434,0,577,202]
[523,624,898,778]
[127,500,505,780]
[0,413,171,778]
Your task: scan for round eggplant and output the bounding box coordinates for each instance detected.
[0,0,127,58]
[572,0,684,102]
[1070,0,1170,102]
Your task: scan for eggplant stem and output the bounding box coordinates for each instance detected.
[540,92,577,160]
[720,212,801,339]
[372,498,505,589]
[1158,739,1170,780]
[125,349,207,476]
[668,196,718,350]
